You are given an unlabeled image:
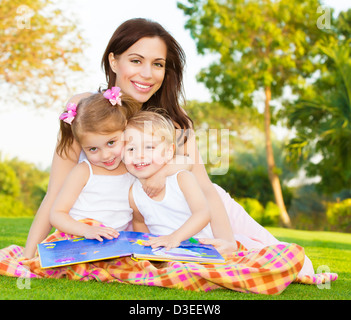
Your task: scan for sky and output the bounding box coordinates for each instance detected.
[0,0,350,169]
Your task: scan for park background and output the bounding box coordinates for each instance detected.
[1,0,350,233]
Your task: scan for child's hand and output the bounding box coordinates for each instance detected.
[82,225,119,242]
[142,171,166,198]
[144,235,181,251]
[198,238,238,255]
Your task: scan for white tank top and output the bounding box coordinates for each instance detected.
[69,159,136,231]
[132,171,213,238]
[79,150,87,162]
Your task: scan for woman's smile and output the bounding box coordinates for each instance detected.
[131,80,154,92]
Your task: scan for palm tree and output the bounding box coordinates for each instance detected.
[286,39,351,193]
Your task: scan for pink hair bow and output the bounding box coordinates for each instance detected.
[103,86,122,106]
[59,102,77,125]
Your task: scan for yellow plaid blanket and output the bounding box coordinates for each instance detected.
[0,219,337,295]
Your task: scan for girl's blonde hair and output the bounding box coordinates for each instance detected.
[126,110,175,145]
[57,92,140,158]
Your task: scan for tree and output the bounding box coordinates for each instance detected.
[186,100,265,175]
[286,38,351,194]
[178,0,324,227]
[0,0,86,108]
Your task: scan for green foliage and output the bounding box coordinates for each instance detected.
[177,0,323,106]
[264,201,281,226]
[335,9,351,40]
[0,195,32,217]
[0,156,49,217]
[237,197,264,223]
[186,99,267,173]
[211,165,271,204]
[178,0,326,226]
[186,99,263,131]
[288,184,328,231]
[285,38,351,194]
[0,160,37,215]
[0,162,20,197]
[236,198,280,226]
[6,158,49,211]
[210,164,293,208]
[326,199,351,233]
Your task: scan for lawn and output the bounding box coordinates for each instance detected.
[0,217,350,300]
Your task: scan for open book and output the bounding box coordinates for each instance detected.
[37,231,225,269]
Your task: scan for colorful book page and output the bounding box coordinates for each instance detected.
[37,231,224,269]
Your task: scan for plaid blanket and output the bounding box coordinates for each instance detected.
[0,219,337,295]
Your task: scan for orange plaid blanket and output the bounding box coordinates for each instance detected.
[0,219,337,295]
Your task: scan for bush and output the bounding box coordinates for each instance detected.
[237,198,280,226]
[0,157,49,216]
[0,162,20,197]
[263,201,281,226]
[237,198,264,223]
[210,165,293,207]
[0,195,33,217]
[287,184,328,231]
[326,198,351,232]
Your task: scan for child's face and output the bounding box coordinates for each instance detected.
[80,130,124,171]
[123,127,174,179]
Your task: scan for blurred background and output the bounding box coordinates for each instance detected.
[0,0,350,232]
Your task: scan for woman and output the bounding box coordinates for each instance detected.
[23,18,299,269]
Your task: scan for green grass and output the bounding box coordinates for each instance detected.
[0,217,350,300]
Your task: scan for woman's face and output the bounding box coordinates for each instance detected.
[109,37,167,104]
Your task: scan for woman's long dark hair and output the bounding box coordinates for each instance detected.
[101,18,193,132]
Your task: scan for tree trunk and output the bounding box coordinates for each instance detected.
[264,86,292,227]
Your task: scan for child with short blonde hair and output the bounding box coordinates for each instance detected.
[124,111,214,250]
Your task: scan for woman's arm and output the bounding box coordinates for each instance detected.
[180,131,235,243]
[23,140,81,258]
[23,93,92,258]
[140,155,192,198]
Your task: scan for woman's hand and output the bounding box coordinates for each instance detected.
[141,170,166,198]
[198,238,238,255]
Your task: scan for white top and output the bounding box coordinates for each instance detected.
[79,150,87,162]
[69,159,136,231]
[132,171,213,238]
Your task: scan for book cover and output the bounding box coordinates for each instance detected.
[37,231,225,269]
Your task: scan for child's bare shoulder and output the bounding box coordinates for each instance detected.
[176,170,196,184]
[69,161,90,180]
